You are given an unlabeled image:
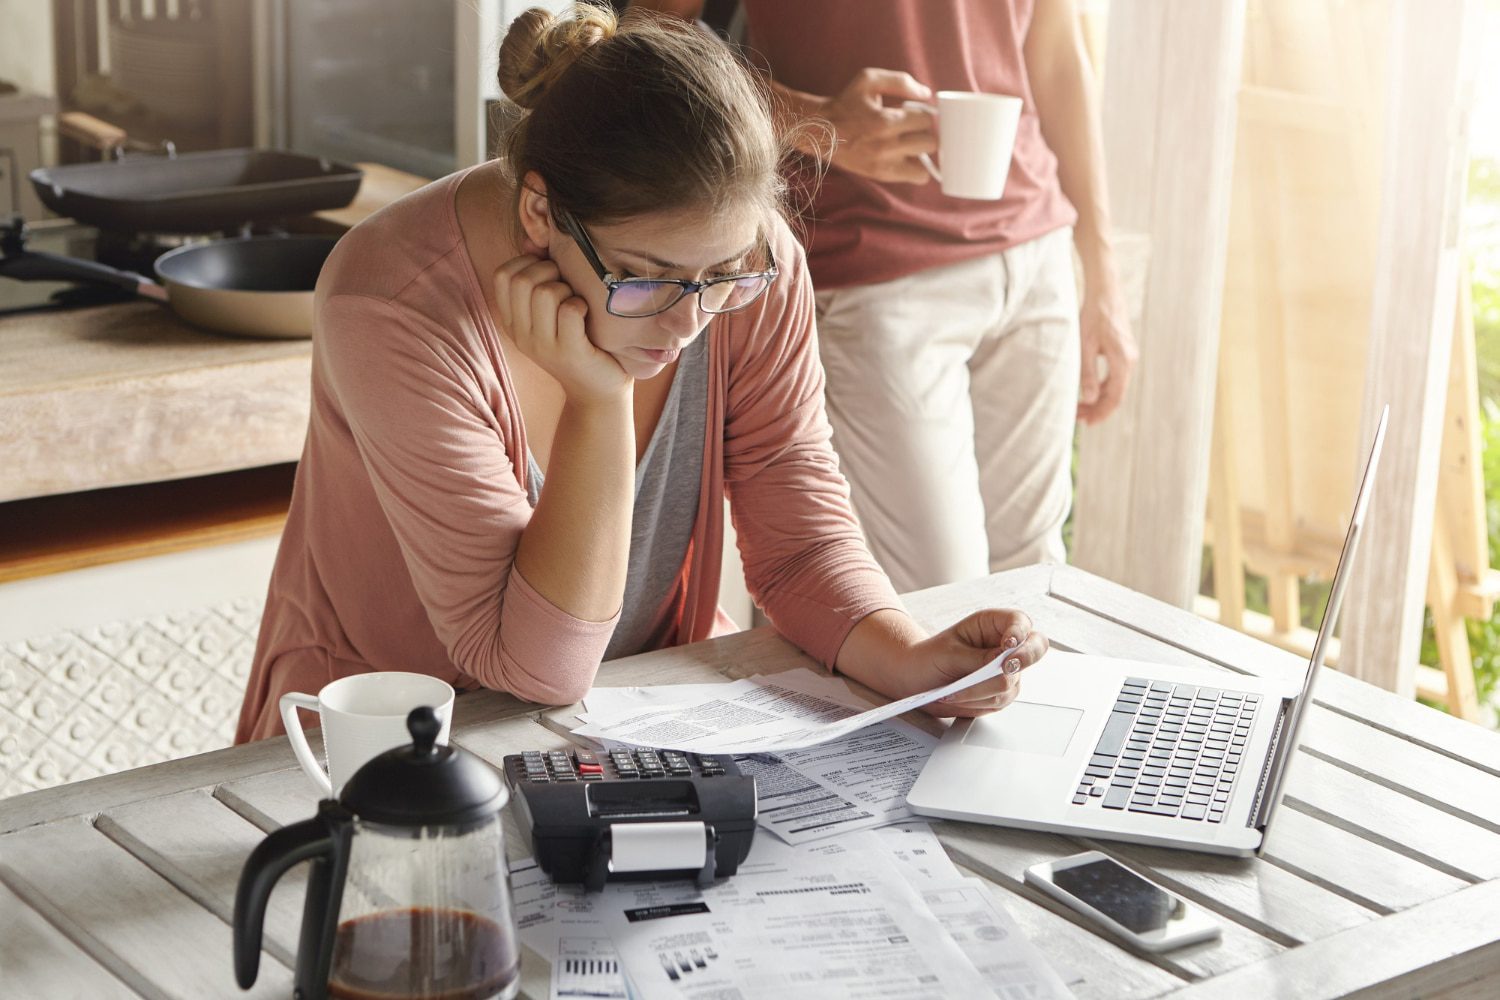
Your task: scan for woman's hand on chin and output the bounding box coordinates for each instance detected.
[837,608,1048,719]
[494,254,631,405]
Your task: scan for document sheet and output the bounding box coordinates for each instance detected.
[572,656,1014,754]
[601,853,991,999]
[734,720,935,843]
[510,821,1074,1000]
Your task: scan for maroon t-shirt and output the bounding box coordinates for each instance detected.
[741,0,1077,289]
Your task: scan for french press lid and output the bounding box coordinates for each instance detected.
[338,706,507,827]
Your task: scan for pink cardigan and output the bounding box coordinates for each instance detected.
[235,169,901,742]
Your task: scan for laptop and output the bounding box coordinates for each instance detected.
[906,406,1389,856]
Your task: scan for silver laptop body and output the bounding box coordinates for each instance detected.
[906,407,1389,856]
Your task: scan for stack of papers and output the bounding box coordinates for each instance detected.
[582,669,937,843]
[516,668,1078,999]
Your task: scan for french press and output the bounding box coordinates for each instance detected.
[233,707,521,1000]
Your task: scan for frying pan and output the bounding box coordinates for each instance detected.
[0,220,337,338]
[3,113,358,337]
[152,235,338,338]
[32,113,364,233]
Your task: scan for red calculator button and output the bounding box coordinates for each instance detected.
[577,763,604,775]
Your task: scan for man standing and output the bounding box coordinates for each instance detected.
[635,0,1135,592]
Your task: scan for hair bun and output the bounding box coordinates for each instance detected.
[497,6,618,110]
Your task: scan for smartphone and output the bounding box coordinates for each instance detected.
[1024,851,1220,952]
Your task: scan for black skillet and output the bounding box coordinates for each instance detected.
[0,217,338,338]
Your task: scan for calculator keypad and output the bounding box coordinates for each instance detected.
[509,748,732,784]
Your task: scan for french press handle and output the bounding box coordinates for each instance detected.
[233,799,354,1000]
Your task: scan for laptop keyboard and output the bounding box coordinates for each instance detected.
[1071,678,1260,823]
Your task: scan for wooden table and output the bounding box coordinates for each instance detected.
[3,565,1499,999]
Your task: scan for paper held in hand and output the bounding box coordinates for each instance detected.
[571,652,1016,754]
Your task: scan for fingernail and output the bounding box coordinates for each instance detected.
[1004,635,1020,649]
[1004,657,1021,676]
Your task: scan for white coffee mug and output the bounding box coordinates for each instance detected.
[905,91,1023,201]
[280,672,455,797]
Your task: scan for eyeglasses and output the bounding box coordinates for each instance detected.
[554,207,778,319]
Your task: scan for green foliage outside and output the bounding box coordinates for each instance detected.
[1415,397,1500,712]
[1196,156,1500,722]
[1411,152,1500,716]
[1472,157,1500,403]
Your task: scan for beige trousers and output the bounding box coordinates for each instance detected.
[814,226,1080,593]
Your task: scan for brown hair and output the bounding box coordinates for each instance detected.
[496,5,791,242]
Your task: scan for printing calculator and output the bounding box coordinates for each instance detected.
[502,747,758,891]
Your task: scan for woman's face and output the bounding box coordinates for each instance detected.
[547,204,765,381]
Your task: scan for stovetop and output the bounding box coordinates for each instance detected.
[0,218,243,318]
[0,221,123,315]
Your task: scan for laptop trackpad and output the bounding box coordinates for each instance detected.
[961,701,1083,757]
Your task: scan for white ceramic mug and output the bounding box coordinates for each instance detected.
[905,91,1023,200]
[280,672,455,797]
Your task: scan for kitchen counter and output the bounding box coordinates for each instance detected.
[0,162,430,505]
[0,300,311,503]
[3,565,1500,999]
[0,162,432,583]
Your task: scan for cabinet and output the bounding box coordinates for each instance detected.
[252,0,571,173]
[0,89,55,220]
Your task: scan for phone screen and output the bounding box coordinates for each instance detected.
[1052,859,1184,933]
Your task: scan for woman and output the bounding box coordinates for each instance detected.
[235,6,1047,743]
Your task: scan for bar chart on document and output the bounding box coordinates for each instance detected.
[554,936,627,999]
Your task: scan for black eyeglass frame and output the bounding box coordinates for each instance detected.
[553,207,779,319]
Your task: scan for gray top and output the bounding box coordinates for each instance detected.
[526,333,708,659]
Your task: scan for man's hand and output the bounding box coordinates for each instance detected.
[818,68,939,184]
[1077,280,1136,424]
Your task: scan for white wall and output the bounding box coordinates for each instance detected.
[0,1,55,97]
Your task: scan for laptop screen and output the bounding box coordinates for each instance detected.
[1253,405,1389,833]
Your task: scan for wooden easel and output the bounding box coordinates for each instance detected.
[1203,0,1490,721]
